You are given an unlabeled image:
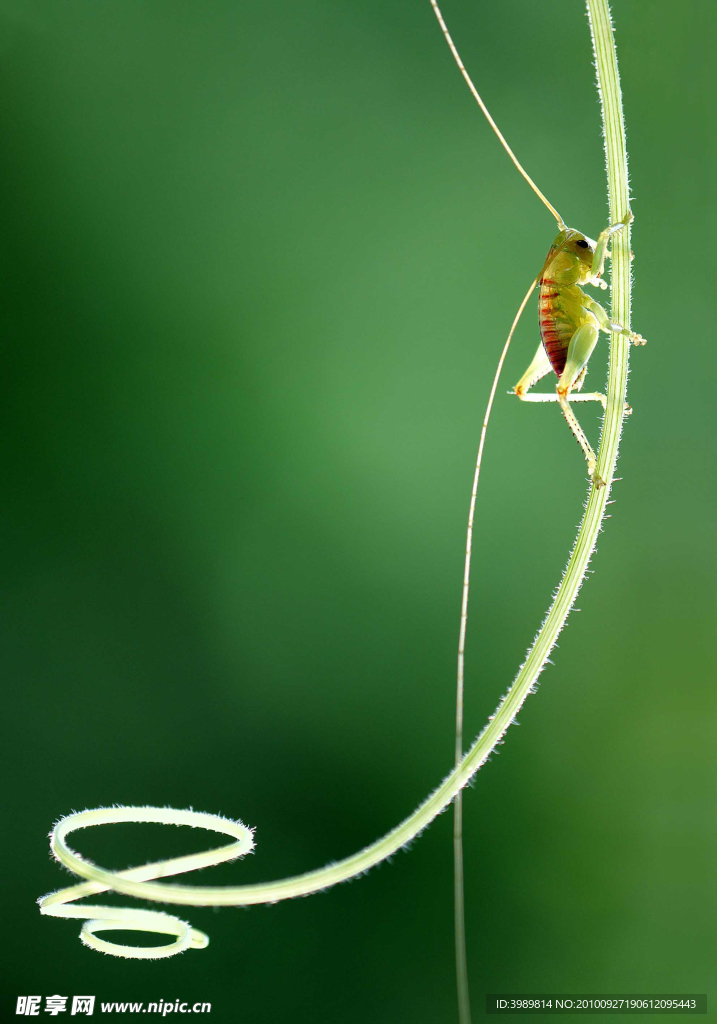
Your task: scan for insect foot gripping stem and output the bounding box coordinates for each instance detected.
[38,806,255,959]
[624,329,647,345]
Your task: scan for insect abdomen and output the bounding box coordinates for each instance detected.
[539,278,577,377]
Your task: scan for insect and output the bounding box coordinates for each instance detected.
[514,217,646,487]
[429,1,646,489]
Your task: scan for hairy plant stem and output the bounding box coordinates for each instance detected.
[41,0,635,963]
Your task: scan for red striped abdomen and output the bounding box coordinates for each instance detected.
[538,277,576,378]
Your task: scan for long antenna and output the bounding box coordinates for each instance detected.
[452,278,537,1024]
[429,0,565,230]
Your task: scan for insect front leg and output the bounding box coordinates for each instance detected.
[588,210,633,285]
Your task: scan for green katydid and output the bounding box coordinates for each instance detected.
[430,1,645,488]
[514,219,646,487]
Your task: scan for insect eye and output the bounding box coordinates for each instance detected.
[576,239,589,249]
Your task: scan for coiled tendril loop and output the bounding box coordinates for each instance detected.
[38,806,255,959]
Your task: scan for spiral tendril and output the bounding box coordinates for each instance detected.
[38,806,255,959]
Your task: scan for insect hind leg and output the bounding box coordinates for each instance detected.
[513,342,552,398]
[556,323,607,485]
[514,344,606,408]
[517,390,607,408]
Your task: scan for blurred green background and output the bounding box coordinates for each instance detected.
[1,1,714,1021]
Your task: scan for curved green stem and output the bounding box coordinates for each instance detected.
[40,0,634,961]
